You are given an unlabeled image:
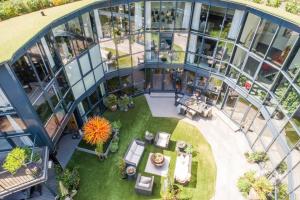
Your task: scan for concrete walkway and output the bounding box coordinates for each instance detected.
[56,133,82,168]
[145,94,258,200]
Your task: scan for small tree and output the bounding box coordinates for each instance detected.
[83,116,112,146]
[3,147,27,174]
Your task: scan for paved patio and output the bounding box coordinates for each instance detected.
[56,132,82,168]
[145,94,258,200]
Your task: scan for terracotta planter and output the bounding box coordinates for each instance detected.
[110,105,117,112]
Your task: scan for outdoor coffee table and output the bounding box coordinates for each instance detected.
[150,153,165,167]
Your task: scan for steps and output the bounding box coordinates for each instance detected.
[149,92,175,98]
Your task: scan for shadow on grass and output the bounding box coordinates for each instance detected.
[187,161,198,188]
[169,140,177,152]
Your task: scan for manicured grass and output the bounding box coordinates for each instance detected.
[0,0,95,62]
[104,47,132,68]
[68,96,216,200]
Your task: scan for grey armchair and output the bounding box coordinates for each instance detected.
[135,173,154,195]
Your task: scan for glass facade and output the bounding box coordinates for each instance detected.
[2,1,300,199]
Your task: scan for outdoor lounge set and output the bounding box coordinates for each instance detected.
[177,95,213,119]
[124,131,192,196]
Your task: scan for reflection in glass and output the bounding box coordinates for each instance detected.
[206,6,225,37]
[251,19,278,57]
[239,13,260,48]
[0,114,26,133]
[281,87,300,116]
[231,46,247,69]
[273,74,289,100]
[266,27,298,67]
[256,62,279,89]
[11,56,42,103]
[243,56,260,77]
[191,3,208,32]
[33,95,52,124]
[52,24,75,64]
[287,48,300,79]
[250,84,267,101]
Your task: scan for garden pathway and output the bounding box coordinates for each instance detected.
[145,94,258,200]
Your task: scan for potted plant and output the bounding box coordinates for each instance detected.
[110,142,119,153]
[244,151,269,164]
[83,116,112,160]
[128,96,134,109]
[2,147,27,175]
[104,94,118,111]
[111,120,122,134]
[118,95,130,112]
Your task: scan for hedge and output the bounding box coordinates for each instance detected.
[0,0,80,21]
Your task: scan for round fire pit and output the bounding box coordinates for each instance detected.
[151,153,165,167]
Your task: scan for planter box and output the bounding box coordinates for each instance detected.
[99,131,119,159]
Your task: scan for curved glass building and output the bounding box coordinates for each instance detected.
[0,0,300,199]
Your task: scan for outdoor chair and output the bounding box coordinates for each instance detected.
[135,174,154,195]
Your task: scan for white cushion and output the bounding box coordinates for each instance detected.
[138,182,150,188]
[157,139,167,147]
[159,133,169,140]
[131,154,140,165]
[135,145,144,156]
[130,142,138,152]
[125,151,134,162]
[140,176,151,184]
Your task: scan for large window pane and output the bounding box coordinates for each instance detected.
[221,9,244,40]
[206,6,226,37]
[64,60,81,85]
[266,27,298,67]
[0,114,26,133]
[11,56,41,103]
[191,3,208,32]
[67,17,86,55]
[33,95,52,124]
[256,62,279,89]
[231,46,247,69]
[243,56,260,77]
[251,19,278,57]
[52,24,75,64]
[239,13,260,48]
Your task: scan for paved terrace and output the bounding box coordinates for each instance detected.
[145,93,258,200]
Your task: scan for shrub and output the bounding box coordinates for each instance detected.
[237,171,273,199]
[83,116,112,145]
[237,176,252,197]
[2,147,27,174]
[111,120,122,131]
[286,0,299,14]
[110,142,119,153]
[118,95,130,111]
[267,0,281,7]
[57,167,80,191]
[253,176,273,200]
[253,0,262,3]
[276,161,287,174]
[103,94,118,109]
[119,158,126,177]
[245,151,269,163]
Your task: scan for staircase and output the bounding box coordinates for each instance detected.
[149,92,175,98]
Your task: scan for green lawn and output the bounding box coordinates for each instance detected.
[104,47,132,69]
[68,96,216,200]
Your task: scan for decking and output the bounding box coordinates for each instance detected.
[0,147,49,198]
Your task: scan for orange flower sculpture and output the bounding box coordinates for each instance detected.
[83,116,112,145]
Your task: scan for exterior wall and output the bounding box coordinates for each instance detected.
[0,0,300,198]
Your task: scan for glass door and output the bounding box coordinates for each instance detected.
[152,68,163,90]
